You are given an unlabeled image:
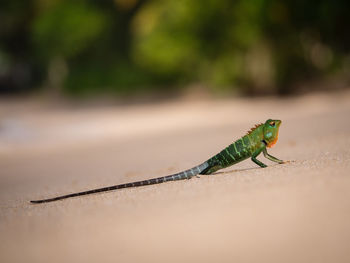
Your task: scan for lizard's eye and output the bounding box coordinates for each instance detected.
[269,121,275,127]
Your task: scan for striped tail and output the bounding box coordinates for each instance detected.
[30,162,209,204]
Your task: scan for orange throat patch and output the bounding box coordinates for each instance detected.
[267,133,279,148]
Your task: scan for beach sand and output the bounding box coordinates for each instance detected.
[1,90,350,263]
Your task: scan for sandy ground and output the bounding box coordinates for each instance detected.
[0,90,350,263]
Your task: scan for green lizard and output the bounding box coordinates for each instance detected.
[31,119,283,204]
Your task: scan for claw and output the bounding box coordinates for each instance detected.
[282,160,294,164]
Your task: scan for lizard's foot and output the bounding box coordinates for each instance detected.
[281,160,294,164]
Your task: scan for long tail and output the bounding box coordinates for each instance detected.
[30,162,209,204]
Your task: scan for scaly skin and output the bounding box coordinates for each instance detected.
[202,119,283,173]
[31,119,283,204]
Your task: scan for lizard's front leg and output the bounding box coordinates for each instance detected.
[262,148,284,164]
[251,147,268,168]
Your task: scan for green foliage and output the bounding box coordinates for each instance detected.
[32,1,107,59]
[132,0,265,89]
[0,0,349,95]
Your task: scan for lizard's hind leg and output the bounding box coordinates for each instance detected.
[200,165,221,175]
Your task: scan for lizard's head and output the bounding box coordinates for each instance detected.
[263,119,281,148]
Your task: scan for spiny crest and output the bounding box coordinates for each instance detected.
[246,123,263,135]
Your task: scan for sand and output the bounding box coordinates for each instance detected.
[0,90,350,263]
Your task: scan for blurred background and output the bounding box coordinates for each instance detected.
[1,0,349,99]
[1,2,350,263]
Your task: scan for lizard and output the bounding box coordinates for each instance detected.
[30,119,284,204]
